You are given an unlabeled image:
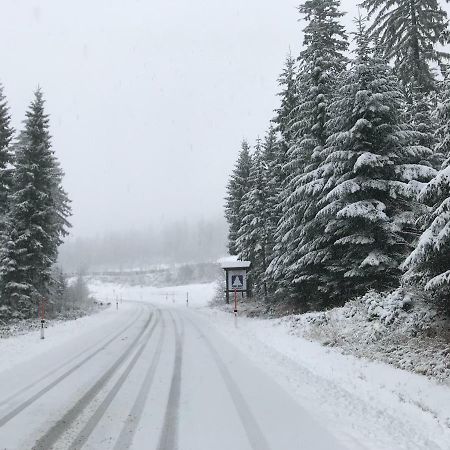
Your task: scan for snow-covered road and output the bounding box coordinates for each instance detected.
[0,301,347,450]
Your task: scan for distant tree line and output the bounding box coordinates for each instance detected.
[225,0,450,313]
[58,218,227,272]
[0,86,71,320]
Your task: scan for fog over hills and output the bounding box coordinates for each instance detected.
[58,217,227,272]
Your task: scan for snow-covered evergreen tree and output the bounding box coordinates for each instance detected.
[224,140,252,255]
[362,0,450,95]
[269,0,349,304]
[236,139,269,297]
[265,56,298,294]
[402,162,450,310]
[308,18,436,303]
[273,52,297,144]
[241,128,281,298]
[0,89,71,317]
[434,70,450,160]
[0,84,14,230]
[262,126,281,256]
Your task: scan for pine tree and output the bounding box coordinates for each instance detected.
[273,52,297,143]
[269,0,349,305]
[403,72,450,310]
[236,138,273,298]
[266,56,298,294]
[224,140,252,255]
[407,88,442,168]
[361,0,450,95]
[402,162,450,310]
[0,85,14,229]
[0,89,71,317]
[307,18,436,303]
[435,70,450,160]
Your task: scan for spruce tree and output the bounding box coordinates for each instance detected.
[362,0,450,95]
[236,141,260,266]
[0,85,14,228]
[270,0,349,305]
[403,72,450,310]
[0,89,71,317]
[402,162,450,310]
[273,53,297,144]
[224,140,252,255]
[308,18,435,303]
[435,71,450,159]
[236,138,274,298]
[266,56,298,294]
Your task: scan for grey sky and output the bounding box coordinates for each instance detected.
[0,1,447,238]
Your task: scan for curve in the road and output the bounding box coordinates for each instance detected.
[67,309,162,449]
[0,306,146,428]
[185,314,272,450]
[32,307,155,450]
[156,312,184,450]
[113,313,167,450]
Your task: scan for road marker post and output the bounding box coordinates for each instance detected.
[234,289,238,316]
[40,300,46,340]
[186,292,189,307]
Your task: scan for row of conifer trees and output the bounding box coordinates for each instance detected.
[225,0,450,312]
[0,85,71,320]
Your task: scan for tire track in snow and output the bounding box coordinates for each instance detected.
[156,312,184,450]
[32,308,154,450]
[113,312,166,450]
[67,309,162,449]
[0,306,146,428]
[185,315,271,450]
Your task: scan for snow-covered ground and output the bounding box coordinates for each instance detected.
[0,303,130,373]
[199,306,450,450]
[87,278,450,449]
[0,278,448,449]
[87,277,216,308]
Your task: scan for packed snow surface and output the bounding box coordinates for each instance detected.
[0,278,448,449]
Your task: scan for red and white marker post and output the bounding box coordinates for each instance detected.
[39,299,46,340]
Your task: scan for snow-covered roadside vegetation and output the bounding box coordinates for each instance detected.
[281,289,450,381]
[0,274,100,339]
[212,286,450,381]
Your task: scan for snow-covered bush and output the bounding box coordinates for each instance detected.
[282,287,449,379]
[363,289,413,326]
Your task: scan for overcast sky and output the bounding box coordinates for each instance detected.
[0,1,448,239]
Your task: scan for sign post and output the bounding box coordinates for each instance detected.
[221,260,251,307]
